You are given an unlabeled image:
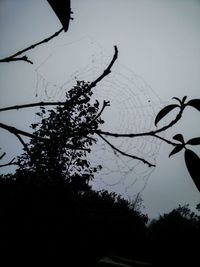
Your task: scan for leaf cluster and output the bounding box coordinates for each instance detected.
[154,96,200,191]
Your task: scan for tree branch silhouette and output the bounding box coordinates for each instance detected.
[0,27,64,64]
[0,157,16,168]
[0,152,6,160]
[0,101,65,112]
[15,133,31,156]
[0,152,16,168]
[153,134,177,146]
[0,122,47,140]
[97,133,155,167]
[89,45,118,90]
[95,106,184,139]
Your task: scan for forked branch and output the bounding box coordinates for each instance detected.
[0,27,64,64]
[0,158,17,168]
[97,133,155,167]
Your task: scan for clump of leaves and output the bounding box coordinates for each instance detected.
[155,96,200,126]
[17,81,104,190]
[154,96,200,191]
[169,134,200,191]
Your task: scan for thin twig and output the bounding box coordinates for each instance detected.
[0,122,47,140]
[89,46,118,90]
[91,100,110,123]
[97,133,155,167]
[0,56,34,64]
[15,133,31,155]
[0,101,65,112]
[0,158,17,168]
[0,152,6,160]
[153,135,177,146]
[0,27,64,64]
[69,46,118,104]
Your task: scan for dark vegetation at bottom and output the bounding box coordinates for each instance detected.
[0,175,199,266]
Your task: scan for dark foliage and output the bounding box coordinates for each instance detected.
[0,174,148,266]
[17,80,103,190]
[147,205,200,266]
[1,173,199,266]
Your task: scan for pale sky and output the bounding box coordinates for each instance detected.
[0,0,200,217]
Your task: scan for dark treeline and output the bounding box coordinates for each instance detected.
[0,174,147,266]
[0,173,199,266]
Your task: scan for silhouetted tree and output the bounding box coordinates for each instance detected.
[16,80,104,190]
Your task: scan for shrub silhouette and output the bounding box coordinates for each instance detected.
[0,173,148,266]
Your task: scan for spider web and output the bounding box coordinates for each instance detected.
[34,37,164,200]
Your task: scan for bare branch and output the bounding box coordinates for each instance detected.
[0,152,6,160]
[15,133,31,155]
[0,101,65,112]
[69,46,118,105]
[0,56,33,64]
[153,134,177,146]
[0,27,64,64]
[97,133,155,167]
[95,106,185,139]
[89,46,118,90]
[0,122,47,140]
[0,122,91,155]
[0,158,17,168]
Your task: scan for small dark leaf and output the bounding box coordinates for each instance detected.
[184,149,200,192]
[182,96,187,103]
[155,104,179,126]
[31,123,38,129]
[172,97,182,104]
[186,99,200,111]
[169,144,184,157]
[94,100,99,108]
[186,137,200,146]
[173,134,184,144]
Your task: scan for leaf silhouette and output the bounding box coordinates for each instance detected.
[155,104,179,126]
[47,0,71,32]
[169,144,184,157]
[186,99,200,111]
[184,149,200,192]
[172,97,181,104]
[186,137,200,146]
[173,134,184,144]
[182,96,187,103]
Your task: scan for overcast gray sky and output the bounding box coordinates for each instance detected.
[0,0,200,217]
